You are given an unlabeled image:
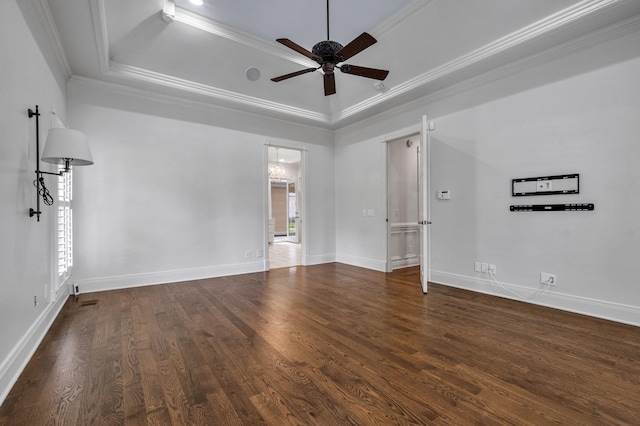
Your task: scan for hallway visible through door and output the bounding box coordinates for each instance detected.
[267,146,302,269]
[387,134,421,271]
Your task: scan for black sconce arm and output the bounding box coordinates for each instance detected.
[28,106,67,221]
[27,105,92,221]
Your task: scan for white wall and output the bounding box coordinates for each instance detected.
[335,134,388,271]
[0,0,70,404]
[67,78,335,292]
[335,29,640,325]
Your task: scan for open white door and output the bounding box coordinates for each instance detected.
[418,115,431,293]
[285,180,299,243]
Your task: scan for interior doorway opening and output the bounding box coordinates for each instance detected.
[267,146,303,269]
[387,134,421,271]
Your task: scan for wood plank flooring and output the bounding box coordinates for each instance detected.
[269,242,301,269]
[1,264,639,425]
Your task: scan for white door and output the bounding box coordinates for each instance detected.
[418,115,431,293]
[286,180,298,242]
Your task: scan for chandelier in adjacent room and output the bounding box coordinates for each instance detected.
[268,147,287,182]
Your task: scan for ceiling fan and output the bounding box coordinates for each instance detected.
[271,0,389,96]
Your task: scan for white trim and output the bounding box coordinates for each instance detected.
[85,0,640,128]
[73,262,266,294]
[174,7,316,69]
[305,253,337,266]
[390,222,420,229]
[335,12,640,134]
[334,0,640,124]
[370,0,434,38]
[391,258,420,269]
[430,270,640,327]
[89,0,110,74]
[106,63,330,123]
[35,0,72,78]
[68,75,334,132]
[0,292,68,406]
[336,254,387,272]
[300,148,309,266]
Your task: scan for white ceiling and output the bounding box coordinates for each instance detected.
[173,0,414,50]
[43,0,640,129]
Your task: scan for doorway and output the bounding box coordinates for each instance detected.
[267,146,303,269]
[387,134,421,271]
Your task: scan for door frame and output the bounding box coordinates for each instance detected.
[382,124,430,279]
[381,121,431,294]
[264,143,307,270]
[385,132,421,273]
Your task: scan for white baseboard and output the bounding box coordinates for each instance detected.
[0,291,68,406]
[305,253,336,266]
[391,258,420,270]
[336,254,387,272]
[74,261,266,294]
[430,270,640,327]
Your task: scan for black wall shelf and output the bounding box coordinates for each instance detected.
[510,203,594,212]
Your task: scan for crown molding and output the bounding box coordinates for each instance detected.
[332,0,640,124]
[370,0,435,38]
[84,0,640,129]
[89,0,110,74]
[87,0,326,124]
[34,0,72,79]
[68,75,336,135]
[104,63,330,124]
[174,7,317,68]
[336,12,640,134]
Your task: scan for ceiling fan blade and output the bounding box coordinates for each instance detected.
[324,73,336,96]
[271,67,319,82]
[339,64,389,81]
[335,32,377,61]
[276,38,321,61]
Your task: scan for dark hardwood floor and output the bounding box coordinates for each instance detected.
[1,264,639,425]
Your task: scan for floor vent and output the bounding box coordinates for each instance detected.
[80,300,98,307]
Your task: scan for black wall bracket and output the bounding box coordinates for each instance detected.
[512,173,579,196]
[510,203,594,212]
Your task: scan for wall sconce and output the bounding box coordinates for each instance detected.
[28,105,93,222]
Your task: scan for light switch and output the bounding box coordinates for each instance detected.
[437,190,451,200]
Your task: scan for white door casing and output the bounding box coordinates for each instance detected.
[418,115,431,293]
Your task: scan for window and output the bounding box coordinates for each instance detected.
[56,166,72,288]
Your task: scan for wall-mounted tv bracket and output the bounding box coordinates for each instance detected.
[510,203,594,212]
[512,173,579,196]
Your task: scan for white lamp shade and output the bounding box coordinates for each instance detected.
[42,128,93,166]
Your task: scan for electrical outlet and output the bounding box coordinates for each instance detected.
[34,295,38,308]
[256,249,263,258]
[541,273,556,286]
[481,263,489,273]
[489,264,496,275]
[245,250,251,259]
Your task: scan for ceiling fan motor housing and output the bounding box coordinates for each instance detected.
[312,40,344,70]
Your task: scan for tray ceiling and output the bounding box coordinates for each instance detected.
[42,0,640,129]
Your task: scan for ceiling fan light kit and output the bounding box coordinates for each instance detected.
[271,0,389,96]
